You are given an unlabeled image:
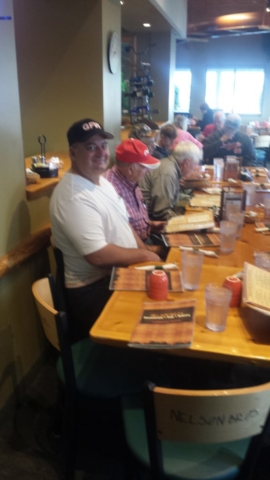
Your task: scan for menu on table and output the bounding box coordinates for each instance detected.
[109,267,182,292]
[162,232,220,248]
[243,262,270,312]
[128,299,197,349]
[189,194,221,207]
[256,222,270,230]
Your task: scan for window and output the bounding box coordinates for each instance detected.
[205,69,265,115]
[174,70,192,112]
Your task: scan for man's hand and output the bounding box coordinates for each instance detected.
[150,220,167,233]
[233,142,242,154]
[180,167,202,188]
[183,165,202,180]
[220,129,235,145]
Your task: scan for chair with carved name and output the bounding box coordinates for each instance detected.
[122,380,270,480]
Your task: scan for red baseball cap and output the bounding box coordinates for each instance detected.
[115,139,160,169]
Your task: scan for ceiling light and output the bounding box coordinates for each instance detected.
[266,0,270,12]
[120,1,124,5]
[143,23,151,28]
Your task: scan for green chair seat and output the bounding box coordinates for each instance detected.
[122,394,250,480]
[57,339,169,399]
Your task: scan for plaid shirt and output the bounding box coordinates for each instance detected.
[103,166,150,241]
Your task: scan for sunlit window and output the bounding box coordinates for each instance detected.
[205,69,265,115]
[174,70,192,112]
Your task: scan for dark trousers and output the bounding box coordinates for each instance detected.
[66,276,112,344]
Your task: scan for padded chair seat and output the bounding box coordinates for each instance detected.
[57,339,169,399]
[122,394,251,480]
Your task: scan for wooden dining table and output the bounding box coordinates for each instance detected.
[90,219,270,368]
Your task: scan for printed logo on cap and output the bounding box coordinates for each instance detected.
[144,149,149,156]
[82,121,102,131]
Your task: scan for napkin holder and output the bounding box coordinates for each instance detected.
[31,157,58,178]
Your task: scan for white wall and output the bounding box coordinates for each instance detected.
[176,34,270,123]
[0,0,25,255]
[150,0,187,37]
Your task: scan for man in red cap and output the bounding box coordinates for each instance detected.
[50,119,161,342]
[104,138,166,250]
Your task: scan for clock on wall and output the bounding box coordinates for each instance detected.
[108,31,120,74]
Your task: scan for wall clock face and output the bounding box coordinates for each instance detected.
[108,31,120,74]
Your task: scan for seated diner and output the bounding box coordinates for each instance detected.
[103,138,167,254]
[49,118,161,343]
[140,141,202,220]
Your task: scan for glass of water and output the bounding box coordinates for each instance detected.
[205,284,232,332]
[220,220,237,253]
[181,250,204,291]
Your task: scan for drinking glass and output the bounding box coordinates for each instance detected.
[213,158,224,181]
[220,220,237,253]
[205,284,232,332]
[227,211,245,238]
[264,197,270,222]
[181,250,204,291]
[254,252,270,271]
[243,183,256,207]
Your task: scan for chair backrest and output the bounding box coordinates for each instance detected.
[52,245,71,316]
[143,381,270,478]
[32,277,60,351]
[254,135,270,148]
[32,276,77,397]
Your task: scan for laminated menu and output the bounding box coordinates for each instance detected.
[128,299,197,349]
[189,194,221,208]
[165,210,215,233]
[162,232,220,248]
[109,267,182,292]
[243,262,270,312]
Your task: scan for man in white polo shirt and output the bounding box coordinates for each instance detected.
[50,118,161,342]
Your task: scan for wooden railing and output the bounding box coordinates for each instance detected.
[0,224,51,279]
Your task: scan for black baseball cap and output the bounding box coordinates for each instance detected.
[67,118,114,146]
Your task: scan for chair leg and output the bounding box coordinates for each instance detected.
[60,398,77,480]
[52,385,64,438]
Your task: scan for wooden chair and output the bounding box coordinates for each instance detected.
[122,380,270,480]
[32,277,169,479]
[51,245,70,316]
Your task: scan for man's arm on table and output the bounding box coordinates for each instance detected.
[85,226,167,266]
[130,224,168,261]
[84,243,160,268]
[203,130,238,162]
[203,131,223,160]
[242,136,256,166]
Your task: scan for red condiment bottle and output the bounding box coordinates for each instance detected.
[148,269,168,300]
[223,276,242,307]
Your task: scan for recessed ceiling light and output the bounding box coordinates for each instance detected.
[143,23,151,27]
[120,1,124,5]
